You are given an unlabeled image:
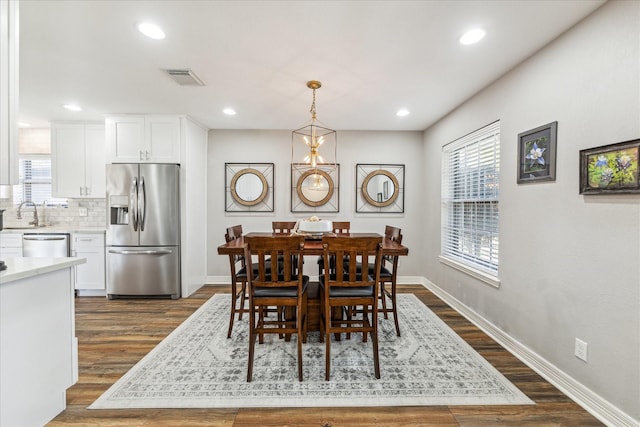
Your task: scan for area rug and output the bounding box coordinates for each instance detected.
[89,293,533,409]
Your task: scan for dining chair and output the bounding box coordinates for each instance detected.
[245,235,309,382]
[319,234,383,380]
[317,221,351,276]
[378,225,403,336]
[224,225,251,338]
[272,221,297,234]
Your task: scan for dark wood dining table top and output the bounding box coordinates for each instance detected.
[217,232,409,257]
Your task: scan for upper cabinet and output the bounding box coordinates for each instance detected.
[106,115,180,163]
[51,123,106,198]
[0,0,19,185]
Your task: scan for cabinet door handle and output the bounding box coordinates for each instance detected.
[79,186,84,196]
[146,150,150,160]
[86,186,90,195]
[139,150,144,161]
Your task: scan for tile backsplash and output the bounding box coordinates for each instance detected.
[0,198,106,228]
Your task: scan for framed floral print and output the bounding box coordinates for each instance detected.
[579,139,640,194]
[517,121,557,183]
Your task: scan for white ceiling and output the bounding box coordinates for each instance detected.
[19,0,605,131]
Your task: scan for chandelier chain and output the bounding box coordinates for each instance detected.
[310,88,317,120]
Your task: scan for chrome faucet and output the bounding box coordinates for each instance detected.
[17,200,39,227]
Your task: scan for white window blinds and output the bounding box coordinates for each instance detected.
[441,121,500,276]
[12,156,67,206]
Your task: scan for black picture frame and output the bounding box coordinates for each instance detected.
[517,121,557,183]
[579,138,640,194]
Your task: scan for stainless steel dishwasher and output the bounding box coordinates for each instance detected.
[22,233,71,257]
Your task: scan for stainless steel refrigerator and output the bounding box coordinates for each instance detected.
[106,163,180,299]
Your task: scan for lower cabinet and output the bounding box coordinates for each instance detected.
[0,233,22,257]
[71,233,105,292]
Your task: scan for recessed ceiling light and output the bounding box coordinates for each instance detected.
[137,22,165,40]
[223,108,237,116]
[396,109,410,117]
[17,122,31,127]
[63,104,82,112]
[459,28,485,45]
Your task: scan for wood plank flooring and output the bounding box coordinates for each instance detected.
[47,285,603,426]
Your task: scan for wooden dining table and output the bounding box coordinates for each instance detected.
[217,232,409,332]
[217,232,409,257]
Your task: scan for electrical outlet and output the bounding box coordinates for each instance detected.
[78,207,88,217]
[574,338,588,362]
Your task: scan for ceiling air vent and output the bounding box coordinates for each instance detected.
[163,68,205,86]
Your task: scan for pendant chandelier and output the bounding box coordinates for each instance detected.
[291,81,337,174]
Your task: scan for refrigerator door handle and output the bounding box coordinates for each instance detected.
[139,176,146,232]
[108,249,173,255]
[130,177,138,231]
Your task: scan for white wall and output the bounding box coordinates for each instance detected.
[207,129,423,280]
[180,118,208,297]
[422,1,639,422]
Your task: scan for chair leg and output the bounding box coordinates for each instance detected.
[371,308,381,379]
[390,282,401,337]
[227,281,238,338]
[325,329,331,381]
[297,302,304,381]
[380,282,389,319]
[238,280,247,320]
[247,306,257,382]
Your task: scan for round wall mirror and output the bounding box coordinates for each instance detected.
[361,169,399,207]
[296,169,334,207]
[230,168,268,206]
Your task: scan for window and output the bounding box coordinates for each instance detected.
[12,156,67,207]
[12,128,67,207]
[441,121,500,283]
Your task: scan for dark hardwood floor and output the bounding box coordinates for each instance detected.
[47,285,603,426]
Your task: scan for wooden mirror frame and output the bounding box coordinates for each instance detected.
[230,168,268,206]
[356,163,405,213]
[296,169,334,207]
[361,169,399,207]
[225,163,274,212]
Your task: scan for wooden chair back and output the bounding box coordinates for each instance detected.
[383,225,403,265]
[245,235,305,287]
[332,221,351,234]
[225,225,245,267]
[272,221,297,234]
[321,235,382,289]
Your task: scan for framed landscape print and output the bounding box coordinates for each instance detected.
[579,139,640,194]
[517,121,557,183]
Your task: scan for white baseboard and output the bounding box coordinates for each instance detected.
[75,289,107,297]
[418,277,638,427]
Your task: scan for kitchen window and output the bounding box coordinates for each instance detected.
[440,121,500,287]
[12,129,67,207]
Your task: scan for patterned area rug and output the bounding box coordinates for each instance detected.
[89,294,533,409]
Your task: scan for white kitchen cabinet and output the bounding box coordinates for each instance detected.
[0,0,19,185]
[71,233,105,291]
[106,115,180,163]
[51,123,106,198]
[0,232,22,257]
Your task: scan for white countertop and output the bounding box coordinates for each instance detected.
[1,226,105,234]
[0,257,86,284]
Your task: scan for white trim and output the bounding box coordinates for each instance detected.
[439,255,501,288]
[418,277,638,427]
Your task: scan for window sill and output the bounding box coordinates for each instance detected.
[439,255,501,289]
